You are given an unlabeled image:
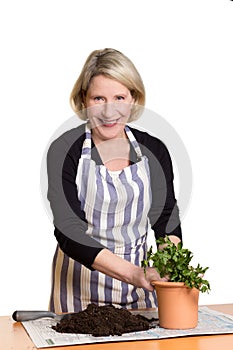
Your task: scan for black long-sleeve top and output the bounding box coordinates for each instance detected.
[47,123,182,270]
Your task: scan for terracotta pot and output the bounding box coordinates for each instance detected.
[151,281,199,329]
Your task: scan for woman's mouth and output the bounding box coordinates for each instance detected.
[98,118,120,127]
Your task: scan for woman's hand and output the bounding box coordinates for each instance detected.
[92,248,168,292]
[131,267,169,292]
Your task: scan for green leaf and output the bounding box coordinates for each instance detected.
[141,235,211,293]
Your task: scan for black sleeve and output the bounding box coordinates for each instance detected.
[131,127,182,241]
[47,125,105,270]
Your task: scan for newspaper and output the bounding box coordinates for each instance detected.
[22,306,233,348]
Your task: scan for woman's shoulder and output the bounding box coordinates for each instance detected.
[47,123,86,155]
[128,125,169,158]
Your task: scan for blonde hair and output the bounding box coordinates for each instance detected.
[70,48,145,121]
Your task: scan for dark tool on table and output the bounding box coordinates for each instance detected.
[12,310,78,322]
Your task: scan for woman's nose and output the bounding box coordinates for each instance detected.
[102,103,116,119]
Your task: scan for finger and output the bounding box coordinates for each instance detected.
[146,281,155,292]
[147,285,154,292]
[161,278,168,282]
[160,276,169,282]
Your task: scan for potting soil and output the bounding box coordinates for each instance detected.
[52,303,151,336]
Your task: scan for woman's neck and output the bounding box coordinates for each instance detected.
[92,135,130,171]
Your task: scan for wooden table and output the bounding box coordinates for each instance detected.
[1,304,233,350]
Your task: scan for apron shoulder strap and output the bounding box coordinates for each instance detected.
[125,125,143,159]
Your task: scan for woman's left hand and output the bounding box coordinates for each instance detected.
[131,267,169,292]
[92,248,168,292]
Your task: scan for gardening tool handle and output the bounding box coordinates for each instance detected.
[12,310,56,322]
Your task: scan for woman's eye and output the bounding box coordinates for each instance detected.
[94,96,104,102]
[116,96,125,101]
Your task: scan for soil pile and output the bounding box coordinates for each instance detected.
[52,303,151,336]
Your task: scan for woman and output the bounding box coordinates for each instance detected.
[47,48,182,313]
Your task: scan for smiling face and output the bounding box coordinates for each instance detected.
[85,75,135,144]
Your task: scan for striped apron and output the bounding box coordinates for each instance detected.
[49,123,157,313]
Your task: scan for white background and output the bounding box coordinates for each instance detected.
[0,0,232,316]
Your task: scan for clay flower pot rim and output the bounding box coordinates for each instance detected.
[151,281,193,289]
